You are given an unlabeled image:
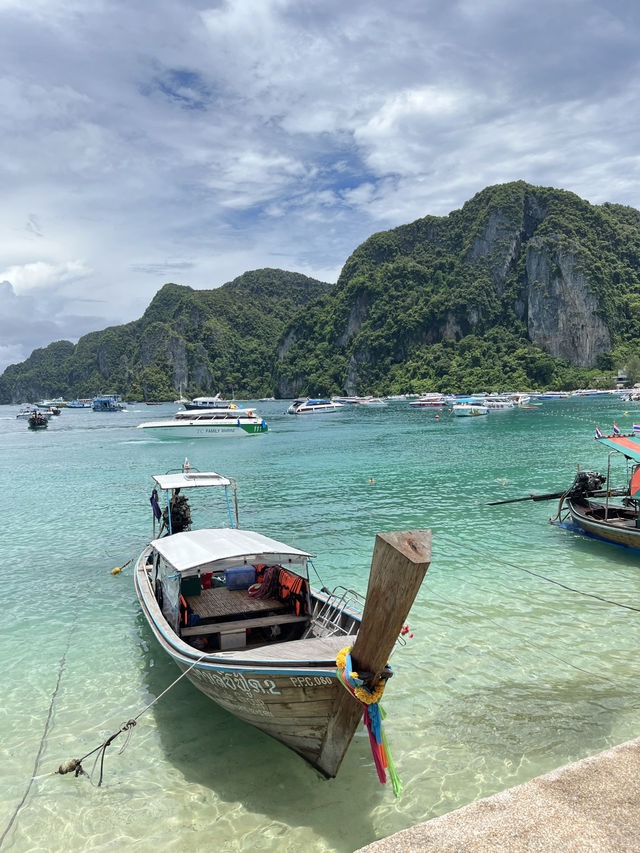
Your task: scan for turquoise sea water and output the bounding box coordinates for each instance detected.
[1,398,639,852]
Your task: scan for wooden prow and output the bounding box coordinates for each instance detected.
[314,529,431,778]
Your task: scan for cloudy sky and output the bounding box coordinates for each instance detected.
[1,0,639,371]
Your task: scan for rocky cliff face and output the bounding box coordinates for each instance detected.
[525,238,611,366]
[275,183,625,395]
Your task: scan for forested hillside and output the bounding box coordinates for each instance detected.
[275,182,640,396]
[0,270,331,402]
[3,182,640,403]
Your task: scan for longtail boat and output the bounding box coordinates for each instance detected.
[551,432,640,551]
[135,462,430,781]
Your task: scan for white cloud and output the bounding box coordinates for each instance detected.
[1,260,91,293]
[1,0,640,373]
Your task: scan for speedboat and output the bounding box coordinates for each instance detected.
[27,411,48,429]
[67,398,93,408]
[452,402,488,417]
[182,394,227,410]
[134,462,430,781]
[16,405,54,419]
[286,398,345,414]
[408,394,449,408]
[137,407,268,438]
[357,397,388,407]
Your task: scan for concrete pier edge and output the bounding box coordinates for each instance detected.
[357,737,640,852]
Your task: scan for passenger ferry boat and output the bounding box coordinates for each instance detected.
[137,407,268,438]
[286,398,345,414]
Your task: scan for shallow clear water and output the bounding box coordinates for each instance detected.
[1,398,639,852]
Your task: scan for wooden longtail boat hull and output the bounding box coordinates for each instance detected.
[135,529,431,778]
[566,499,640,550]
[135,557,350,772]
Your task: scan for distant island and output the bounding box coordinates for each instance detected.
[2,181,640,403]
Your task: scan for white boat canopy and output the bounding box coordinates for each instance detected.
[152,471,233,491]
[151,528,314,575]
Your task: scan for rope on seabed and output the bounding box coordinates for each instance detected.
[54,647,212,787]
[0,629,211,849]
[0,617,78,850]
[425,583,622,687]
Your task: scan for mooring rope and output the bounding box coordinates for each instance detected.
[0,617,78,850]
[437,533,640,613]
[425,583,621,687]
[55,647,212,787]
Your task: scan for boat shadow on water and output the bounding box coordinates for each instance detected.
[134,612,384,845]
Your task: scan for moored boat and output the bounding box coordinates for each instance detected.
[17,405,54,420]
[183,394,227,410]
[135,463,430,780]
[452,402,488,417]
[137,407,268,438]
[551,431,640,550]
[408,394,449,408]
[93,393,126,412]
[67,398,93,408]
[286,398,345,414]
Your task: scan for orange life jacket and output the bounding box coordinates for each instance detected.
[278,569,308,616]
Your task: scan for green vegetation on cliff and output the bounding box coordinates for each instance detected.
[0,270,332,402]
[3,182,640,403]
[275,182,640,396]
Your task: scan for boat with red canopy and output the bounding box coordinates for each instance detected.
[552,431,640,550]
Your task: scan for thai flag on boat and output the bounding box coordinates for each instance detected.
[613,422,621,435]
[595,426,603,439]
[634,423,640,433]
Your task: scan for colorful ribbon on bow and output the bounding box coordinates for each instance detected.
[336,646,402,797]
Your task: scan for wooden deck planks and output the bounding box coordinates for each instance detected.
[187,586,288,619]
[211,633,357,663]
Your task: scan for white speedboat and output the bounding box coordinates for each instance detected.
[137,407,268,438]
[452,402,488,417]
[183,394,227,410]
[286,398,345,414]
[16,405,54,419]
[357,397,388,407]
[408,394,449,408]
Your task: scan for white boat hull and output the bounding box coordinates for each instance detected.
[138,423,259,438]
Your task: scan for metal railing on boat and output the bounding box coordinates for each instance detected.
[305,585,365,638]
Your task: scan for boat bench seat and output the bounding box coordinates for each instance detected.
[182,612,309,641]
